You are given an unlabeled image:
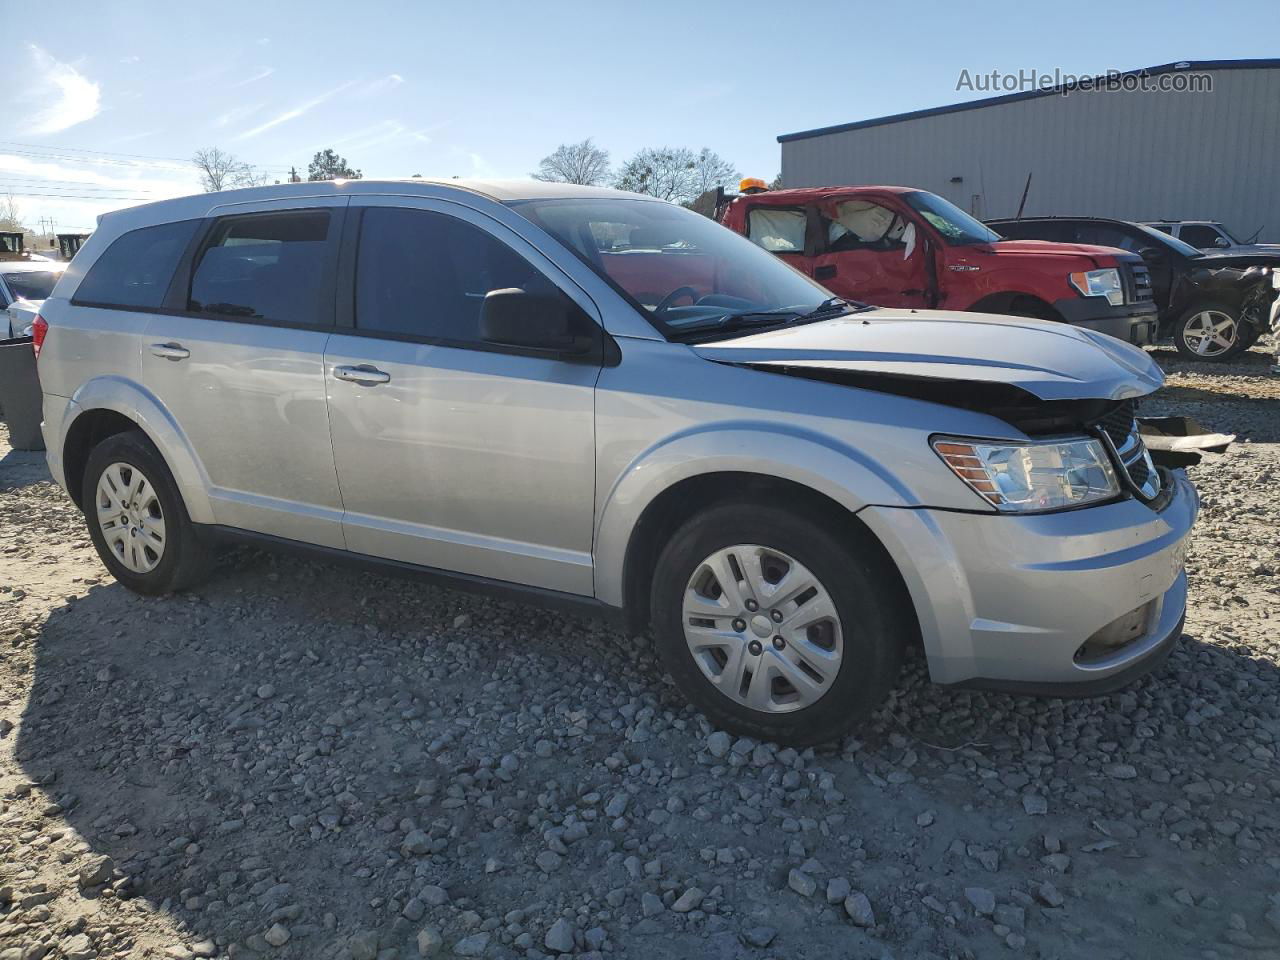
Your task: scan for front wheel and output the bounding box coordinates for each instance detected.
[651,503,906,746]
[82,431,214,595]
[1174,303,1246,361]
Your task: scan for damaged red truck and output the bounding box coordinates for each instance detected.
[717,186,1158,345]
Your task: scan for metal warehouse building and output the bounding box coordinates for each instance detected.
[778,59,1280,242]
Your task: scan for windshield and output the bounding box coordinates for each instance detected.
[1133,222,1202,258]
[510,198,849,340]
[3,271,59,301]
[904,191,1002,245]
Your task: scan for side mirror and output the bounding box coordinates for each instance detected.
[480,288,596,358]
[1138,246,1167,262]
[1213,236,1230,248]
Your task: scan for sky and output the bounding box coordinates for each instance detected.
[2,0,1274,233]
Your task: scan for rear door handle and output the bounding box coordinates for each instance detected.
[150,342,190,361]
[333,364,391,385]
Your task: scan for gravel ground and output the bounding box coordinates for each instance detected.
[1,344,1278,960]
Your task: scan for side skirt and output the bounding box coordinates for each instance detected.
[199,525,625,627]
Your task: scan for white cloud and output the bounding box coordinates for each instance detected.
[327,119,432,153]
[119,55,140,64]
[26,45,101,134]
[233,67,275,88]
[234,81,355,140]
[216,103,264,128]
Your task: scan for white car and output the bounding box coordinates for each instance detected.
[2,259,67,338]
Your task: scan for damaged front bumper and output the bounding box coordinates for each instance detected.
[859,469,1198,693]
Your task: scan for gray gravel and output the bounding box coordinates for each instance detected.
[0,343,1277,959]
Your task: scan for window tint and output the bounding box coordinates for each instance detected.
[355,208,558,343]
[3,271,59,302]
[189,211,330,326]
[747,208,806,253]
[1179,225,1224,248]
[74,219,198,308]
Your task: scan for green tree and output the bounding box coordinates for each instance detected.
[307,149,362,181]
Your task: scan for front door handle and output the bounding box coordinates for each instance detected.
[150,342,190,361]
[333,364,391,385]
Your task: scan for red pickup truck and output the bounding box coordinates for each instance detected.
[717,185,1157,344]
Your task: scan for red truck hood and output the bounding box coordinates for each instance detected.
[982,239,1126,264]
[692,308,1163,402]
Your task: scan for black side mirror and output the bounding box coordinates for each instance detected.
[1138,246,1167,262]
[480,288,596,358]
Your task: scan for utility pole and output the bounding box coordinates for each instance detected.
[288,166,302,183]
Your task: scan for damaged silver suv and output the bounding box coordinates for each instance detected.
[35,180,1197,745]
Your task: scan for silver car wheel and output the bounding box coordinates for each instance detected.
[96,462,166,574]
[1183,310,1238,357]
[682,544,843,714]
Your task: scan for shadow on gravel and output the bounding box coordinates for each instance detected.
[15,549,1276,960]
[0,444,51,491]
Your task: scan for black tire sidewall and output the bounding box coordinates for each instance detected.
[651,502,904,746]
[1174,302,1242,361]
[82,431,200,595]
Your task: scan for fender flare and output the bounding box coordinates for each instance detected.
[592,422,916,607]
[64,376,215,524]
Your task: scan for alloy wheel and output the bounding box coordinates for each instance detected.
[681,544,843,714]
[1183,310,1238,357]
[96,462,166,574]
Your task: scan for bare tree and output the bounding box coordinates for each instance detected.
[532,139,611,185]
[0,193,22,233]
[614,147,698,203]
[689,147,739,198]
[192,147,266,192]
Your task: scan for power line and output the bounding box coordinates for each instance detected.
[0,179,157,194]
[0,189,155,201]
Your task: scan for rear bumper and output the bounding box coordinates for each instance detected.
[1053,297,1159,345]
[860,470,1198,691]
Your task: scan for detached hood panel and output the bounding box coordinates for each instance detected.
[692,309,1164,402]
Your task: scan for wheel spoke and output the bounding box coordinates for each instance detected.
[680,542,844,716]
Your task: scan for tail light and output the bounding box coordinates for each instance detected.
[31,314,48,359]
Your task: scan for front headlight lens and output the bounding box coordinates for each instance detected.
[933,436,1120,512]
[1069,268,1124,306]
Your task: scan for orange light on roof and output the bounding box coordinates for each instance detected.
[739,177,768,193]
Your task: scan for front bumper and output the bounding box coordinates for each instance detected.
[1053,296,1159,346]
[860,469,1198,692]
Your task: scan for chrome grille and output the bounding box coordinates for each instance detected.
[1096,400,1161,499]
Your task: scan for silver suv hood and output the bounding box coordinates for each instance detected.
[692,308,1163,402]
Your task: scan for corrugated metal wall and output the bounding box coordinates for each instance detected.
[780,67,1280,242]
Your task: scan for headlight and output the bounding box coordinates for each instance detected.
[1069,268,1124,306]
[933,436,1120,512]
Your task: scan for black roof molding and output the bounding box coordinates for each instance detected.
[778,59,1280,143]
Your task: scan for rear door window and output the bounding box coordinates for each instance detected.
[747,207,806,253]
[73,219,200,309]
[1178,224,1224,248]
[188,211,332,327]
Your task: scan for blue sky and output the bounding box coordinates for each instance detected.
[2,0,1272,231]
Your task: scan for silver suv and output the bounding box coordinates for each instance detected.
[36,180,1197,745]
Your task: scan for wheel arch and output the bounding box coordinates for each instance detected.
[598,426,920,641]
[967,291,1064,322]
[60,379,213,522]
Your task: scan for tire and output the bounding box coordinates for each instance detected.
[1174,302,1246,361]
[81,430,214,595]
[651,502,906,746]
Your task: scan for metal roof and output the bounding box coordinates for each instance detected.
[778,59,1280,143]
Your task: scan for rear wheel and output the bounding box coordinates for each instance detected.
[82,431,214,595]
[651,503,906,746]
[1174,302,1246,360]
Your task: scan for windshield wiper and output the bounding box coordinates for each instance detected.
[669,297,871,343]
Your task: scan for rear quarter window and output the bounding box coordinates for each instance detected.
[72,219,200,309]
